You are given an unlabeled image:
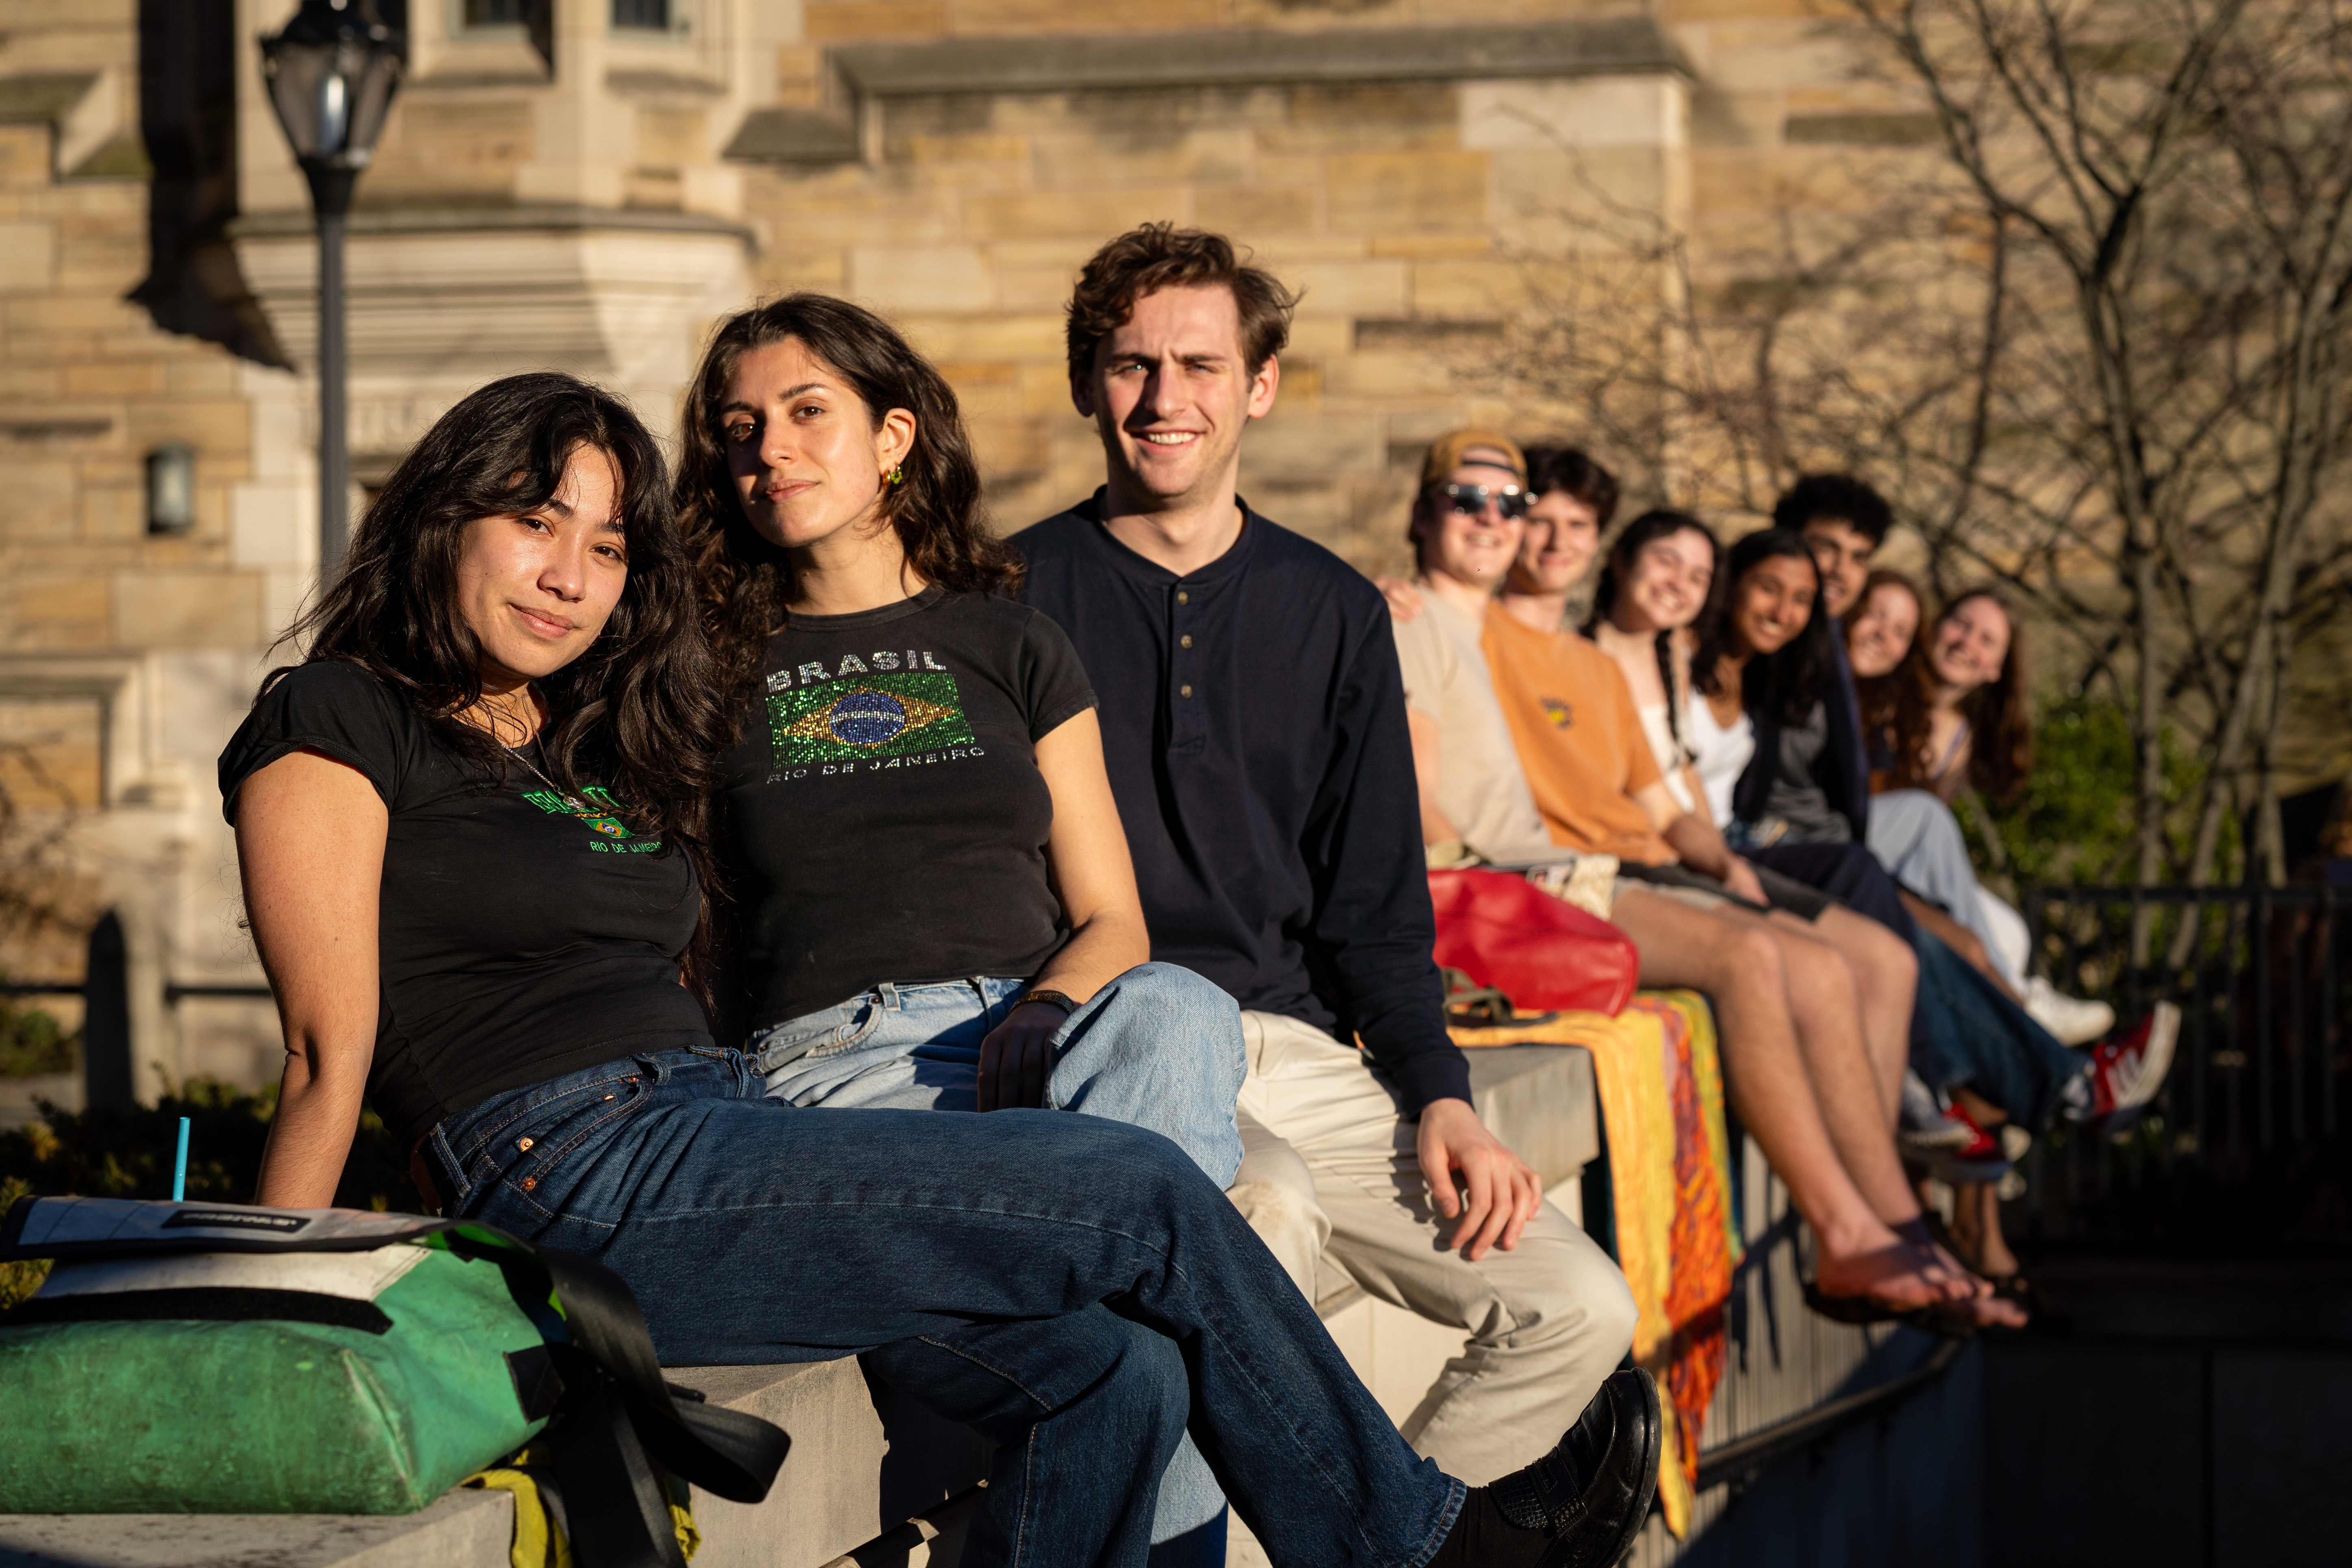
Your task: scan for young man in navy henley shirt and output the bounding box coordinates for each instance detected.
[1013,224,1637,1498]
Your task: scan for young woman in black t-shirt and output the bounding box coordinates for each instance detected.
[675,295,1246,1191]
[222,370,1652,1568]
[676,296,1255,1561]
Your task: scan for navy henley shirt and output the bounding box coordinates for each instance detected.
[1013,491,1472,1116]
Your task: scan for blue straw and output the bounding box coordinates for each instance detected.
[172,1116,190,1203]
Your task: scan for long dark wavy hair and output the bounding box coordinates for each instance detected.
[676,293,1022,690]
[1583,509,1718,759]
[1694,527,1833,726]
[262,371,730,991]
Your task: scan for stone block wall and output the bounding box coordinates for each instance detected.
[0,0,1948,1088]
[743,11,1695,570]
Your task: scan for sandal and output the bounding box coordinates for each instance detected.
[1802,1279,1980,1340]
[1983,1272,2042,1319]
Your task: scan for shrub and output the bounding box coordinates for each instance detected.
[0,993,76,1079]
[0,1078,421,1219]
[0,1175,44,1308]
[1969,693,2237,891]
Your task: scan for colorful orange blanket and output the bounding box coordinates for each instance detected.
[1450,990,1737,1537]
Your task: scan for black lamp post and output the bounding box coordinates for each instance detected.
[261,0,403,575]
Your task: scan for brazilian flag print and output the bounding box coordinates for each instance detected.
[767,671,977,766]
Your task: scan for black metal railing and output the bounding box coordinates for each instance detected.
[2015,883,2351,1250]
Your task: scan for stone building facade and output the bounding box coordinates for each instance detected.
[0,0,1925,1092]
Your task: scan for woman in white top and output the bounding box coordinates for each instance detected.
[1580,512,1759,833]
[1585,508,1929,1070]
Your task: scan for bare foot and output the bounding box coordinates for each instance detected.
[1967,1186,2021,1277]
[1816,1244,1948,1311]
[1914,1241,1991,1300]
[1964,1293,2029,1329]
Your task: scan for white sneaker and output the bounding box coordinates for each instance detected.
[2025,977,2116,1047]
[1900,1071,1973,1148]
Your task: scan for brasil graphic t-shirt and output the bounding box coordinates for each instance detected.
[719,584,1098,1028]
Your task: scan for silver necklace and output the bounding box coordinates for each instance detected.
[502,737,586,812]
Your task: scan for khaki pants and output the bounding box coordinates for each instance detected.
[1227,1011,1637,1486]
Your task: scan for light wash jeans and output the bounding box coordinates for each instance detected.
[753,962,1247,1566]
[1866,789,2017,984]
[426,1045,1461,1568]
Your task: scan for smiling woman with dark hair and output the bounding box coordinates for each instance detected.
[234,372,730,1183]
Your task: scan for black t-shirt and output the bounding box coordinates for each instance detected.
[718,585,1096,1029]
[218,661,708,1149]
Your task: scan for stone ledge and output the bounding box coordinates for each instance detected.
[730,19,1693,166]
[831,19,1694,98]
[0,1488,515,1568]
[226,203,756,245]
[727,107,863,165]
[1464,1041,1599,1189]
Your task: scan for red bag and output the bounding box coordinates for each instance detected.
[1428,868,1640,1019]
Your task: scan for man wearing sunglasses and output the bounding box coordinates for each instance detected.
[1015,226,1647,1563]
[1392,431,1577,873]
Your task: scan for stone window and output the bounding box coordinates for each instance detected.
[611,0,672,31]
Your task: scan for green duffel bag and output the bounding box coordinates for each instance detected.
[0,1196,788,1568]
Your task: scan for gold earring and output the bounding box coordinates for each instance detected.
[885,465,905,486]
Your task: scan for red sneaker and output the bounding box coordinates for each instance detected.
[1902,1099,2012,1184]
[2077,1001,2181,1120]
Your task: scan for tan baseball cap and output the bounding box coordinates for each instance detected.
[1420,428,1527,489]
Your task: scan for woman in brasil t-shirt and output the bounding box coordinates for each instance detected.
[678,294,1244,1184]
[679,296,1257,1562]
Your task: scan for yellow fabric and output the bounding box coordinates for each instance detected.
[1454,1007,1676,1362]
[1680,992,1744,1267]
[1452,993,1742,1540]
[467,1449,698,1566]
[466,1461,572,1568]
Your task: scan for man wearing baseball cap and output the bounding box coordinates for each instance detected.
[1390,430,1587,873]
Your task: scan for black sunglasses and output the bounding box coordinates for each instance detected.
[1433,481,1530,521]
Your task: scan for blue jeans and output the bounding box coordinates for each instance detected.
[1911,930,2086,1131]
[1867,790,2014,983]
[423,1047,1459,1568]
[754,964,1247,1564]
[754,963,1247,1188]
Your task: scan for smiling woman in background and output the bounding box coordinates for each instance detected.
[1851,577,2120,1046]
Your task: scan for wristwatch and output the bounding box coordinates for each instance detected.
[1020,988,1081,1016]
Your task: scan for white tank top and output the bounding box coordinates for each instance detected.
[1637,701,1695,815]
[1684,694,1757,827]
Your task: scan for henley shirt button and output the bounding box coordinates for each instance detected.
[1176,590,1189,604]
[1180,635,1193,649]
[1181,684,1194,697]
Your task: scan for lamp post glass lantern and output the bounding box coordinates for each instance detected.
[261,0,403,575]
